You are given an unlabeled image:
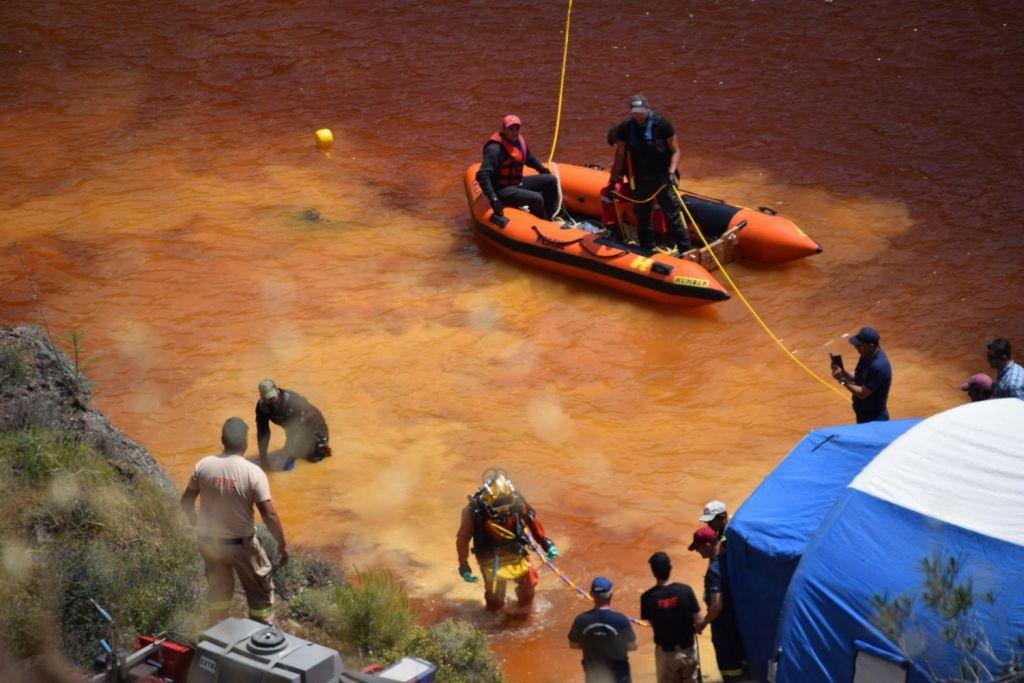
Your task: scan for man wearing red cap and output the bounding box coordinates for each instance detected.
[476,114,559,222]
[690,527,747,681]
[961,373,993,402]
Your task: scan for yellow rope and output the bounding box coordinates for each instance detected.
[547,0,573,164]
[673,186,847,400]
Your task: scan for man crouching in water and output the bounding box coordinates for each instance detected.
[456,469,559,614]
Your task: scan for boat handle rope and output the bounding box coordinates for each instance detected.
[525,535,651,628]
[578,240,628,260]
[531,225,586,249]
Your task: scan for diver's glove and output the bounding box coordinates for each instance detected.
[545,545,560,562]
[459,563,478,583]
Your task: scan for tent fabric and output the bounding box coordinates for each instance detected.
[773,399,1024,682]
[728,419,921,681]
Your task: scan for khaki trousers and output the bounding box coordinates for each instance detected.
[199,535,274,621]
[655,644,698,683]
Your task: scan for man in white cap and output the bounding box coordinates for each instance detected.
[255,379,331,471]
[699,500,729,554]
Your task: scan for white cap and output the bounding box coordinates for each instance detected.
[699,500,727,522]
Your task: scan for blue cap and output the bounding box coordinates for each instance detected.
[849,326,880,346]
[591,577,613,595]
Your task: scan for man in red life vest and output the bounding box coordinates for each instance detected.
[476,114,559,221]
[456,470,559,613]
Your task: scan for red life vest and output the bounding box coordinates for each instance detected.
[487,132,528,189]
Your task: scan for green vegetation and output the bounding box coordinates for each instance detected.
[0,427,505,681]
[0,341,30,392]
[871,553,1023,682]
[284,568,505,682]
[0,428,203,668]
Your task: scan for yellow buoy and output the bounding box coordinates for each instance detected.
[315,128,334,152]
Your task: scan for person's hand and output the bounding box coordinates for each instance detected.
[666,172,680,189]
[545,545,560,562]
[489,196,503,217]
[278,547,290,566]
[459,563,478,583]
[538,166,552,175]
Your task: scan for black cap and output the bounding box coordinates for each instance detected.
[849,326,881,346]
[648,551,672,569]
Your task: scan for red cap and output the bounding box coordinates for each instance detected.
[688,526,718,551]
[960,373,993,392]
[502,114,522,128]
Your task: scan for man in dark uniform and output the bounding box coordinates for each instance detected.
[690,527,747,681]
[569,577,638,683]
[640,552,702,683]
[456,470,558,614]
[831,326,893,423]
[608,94,691,254]
[476,114,559,221]
[255,379,330,471]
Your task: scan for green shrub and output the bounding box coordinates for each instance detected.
[256,527,345,600]
[332,569,415,658]
[385,620,505,683]
[0,342,30,391]
[286,586,338,630]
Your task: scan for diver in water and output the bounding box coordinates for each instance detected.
[456,469,559,614]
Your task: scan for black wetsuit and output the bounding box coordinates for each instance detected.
[255,389,330,463]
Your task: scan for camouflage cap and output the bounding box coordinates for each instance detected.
[258,379,279,400]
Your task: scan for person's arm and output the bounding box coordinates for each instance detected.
[666,133,681,179]
[525,148,550,174]
[180,485,199,527]
[568,618,583,649]
[256,403,271,469]
[832,366,874,399]
[456,506,474,567]
[698,591,723,633]
[475,143,503,213]
[521,500,557,557]
[256,499,289,565]
[626,622,638,651]
[609,141,627,186]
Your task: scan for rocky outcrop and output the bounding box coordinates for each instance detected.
[0,325,174,491]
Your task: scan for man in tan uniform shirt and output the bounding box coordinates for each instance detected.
[180,417,289,624]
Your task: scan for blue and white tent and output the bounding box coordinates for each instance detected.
[728,419,922,681]
[772,399,1024,682]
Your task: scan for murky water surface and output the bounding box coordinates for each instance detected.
[2,1,1022,679]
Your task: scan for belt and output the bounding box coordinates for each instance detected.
[199,534,253,545]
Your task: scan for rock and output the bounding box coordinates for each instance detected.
[0,325,175,492]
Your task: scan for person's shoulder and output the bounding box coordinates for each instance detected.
[612,120,630,141]
[655,114,675,133]
[193,454,219,472]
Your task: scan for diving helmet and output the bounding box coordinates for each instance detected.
[476,468,517,515]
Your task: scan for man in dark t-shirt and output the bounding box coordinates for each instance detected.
[569,577,638,683]
[690,527,747,680]
[831,326,893,423]
[640,552,702,683]
[607,94,691,254]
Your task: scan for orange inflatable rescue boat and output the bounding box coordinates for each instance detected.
[463,162,821,307]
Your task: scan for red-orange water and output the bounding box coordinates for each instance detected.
[2,2,1022,680]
